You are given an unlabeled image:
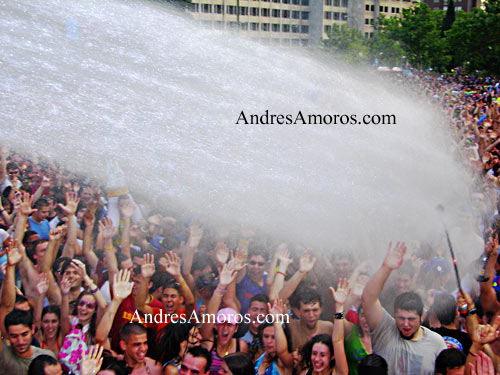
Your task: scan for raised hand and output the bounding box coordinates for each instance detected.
[268,298,287,320]
[234,247,248,269]
[113,269,133,301]
[119,199,136,219]
[214,242,229,265]
[60,274,72,296]
[330,278,351,306]
[471,316,500,345]
[485,233,498,258]
[40,176,51,189]
[383,241,407,270]
[81,344,104,375]
[98,217,116,241]
[219,261,237,287]
[227,257,246,273]
[276,245,293,268]
[163,251,181,277]
[19,192,36,217]
[36,272,49,295]
[141,253,155,279]
[7,239,24,266]
[469,351,495,375]
[299,249,316,273]
[71,259,88,279]
[58,192,80,217]
[188,223,203,249]
[49,228,62,243]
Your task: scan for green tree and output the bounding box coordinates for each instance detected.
[323,24,369,64]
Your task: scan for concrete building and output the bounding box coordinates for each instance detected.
[423,0,479,11]
[180,0,419,44]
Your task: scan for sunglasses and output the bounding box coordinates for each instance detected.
[78,300,96,309]
[7,170,18,175]
[249,261,265,267]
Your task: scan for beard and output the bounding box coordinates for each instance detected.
[399,328,418,340]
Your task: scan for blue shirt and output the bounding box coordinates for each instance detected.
[28,217,50,239]
[236,273,267,315]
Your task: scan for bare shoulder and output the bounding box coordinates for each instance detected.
[318,320,334,332]
[146,357,164,375]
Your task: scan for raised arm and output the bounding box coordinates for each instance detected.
[330,279,351,375]
[60,192,80,258]
[268,245,293,301]
[59,274,72,337]
[200,262,237,342]
[119,199,136,259]
[95,269,133,344]
[99,218,119,285]
[269,298,293,368]
[278,250,316,301]
[82,208,98,273]
[0,240,23,338]
[479,235,500,315]
[361,241,406,331]
[0,146,8,184]
[135,254,155,315]
[34,273,49,333]
[163,251,195,316]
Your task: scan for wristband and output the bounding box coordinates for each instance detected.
[61,292,69,296]
[89,285,99,294]
[215,287,226,295]
[277,271,286,277]
[179,280,187,287]
[104,246,114,251]
[464,308,477,317]
[334,312,345,320]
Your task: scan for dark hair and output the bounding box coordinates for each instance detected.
[28,354,60,375]
[296,288,322,308]
[22,230,39,246]
[5,309,33,331]
[432,294,457,326]
[120,322,147,342]
[41,305,61,337]
[224,353,255,375]
[185,346,212,372]
[6,162,18,171]
[74,291,98,344]
[154,321,197,363]
[34,198,50,209]
[300,334,334,370]
[195,272,217,291]
[248,246,269,261]
[100,355,130,375]
[434,348,466,375]
[357,354,388,375]
[250,294,270,306]
[394,291,423,316]
[357,304,367,338]
[15,294,29,306]
[149,271,172,294]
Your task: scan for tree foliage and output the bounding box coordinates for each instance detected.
[321,0,500,75]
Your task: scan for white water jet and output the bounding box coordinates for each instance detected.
[0,0,483,260]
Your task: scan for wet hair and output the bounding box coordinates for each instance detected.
[74,291,98,344]
[15,294,29,306]
[223,353,255,375]
[432,293,457,326]
[185,346,212,372]
[394,291,423,316]
[248,246,269,261]
[120,322,147,342]
[300,334,334,370]
[28,354,60,375]
[357,354,388,375]
[195,272,217,291]
[5,309,33,330]
[22,230,39,246]
[434,348,466,375]
[149,271,172,294]
[154,321,197,363]
[6,162,19,171]
[249,294,270,306]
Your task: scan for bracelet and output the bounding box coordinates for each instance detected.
[89,286,99,294]
[276,271,286,277]
[179,280,187,287]
[61,292,69,296]
[215,287,226,295]
[104,246,114,251]
[334,312,345,320]
[464,308,477,317]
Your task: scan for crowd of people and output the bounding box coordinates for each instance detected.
[0,71,499,375]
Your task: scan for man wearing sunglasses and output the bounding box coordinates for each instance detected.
[0,150,22,195]
[236,249,269,315]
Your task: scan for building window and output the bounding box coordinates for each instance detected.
[282,10,290,18]
[379,6,383,11]
[292,24,300,33]
[251,7,259,16]
[301,25,309,33]
[301,0,309,4]
[333,12,340,20]
[341,12,348,20]
[384,6,388,11]
[283,0,290,3]
[292,0,300,4]
[202,4,212,13]
[262,23,270,31]
[370,32,374,37]
[325,25,332,32]
[227,6,235,14]
[272,9,280,17]
[341,0,348,7]
[325,11,332,19]
[215,5,222,13]
[365,18,369,24]
[272,23,280,31]
[326,0,332,4]
[240,7,249,15]
[371,5,374,10]
[334,0,340,6]
[241,23,249,30]
[396,7,400,12]
[301,11,309,19]
[282,24,290,32]
[261,8,270,16]
[370,18,374,24]
[192,3,199,11]
[365,4,370,10]
[292,10,300,19]
[250,22,259,30]
[273,0,280,2]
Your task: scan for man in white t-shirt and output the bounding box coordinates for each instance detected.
[362,242,446,375]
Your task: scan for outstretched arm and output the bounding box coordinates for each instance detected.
[268,245,293,301]
[480,235,500,315]
[361,241,406,331]
[330,279,350,375]
[269,298,293,368]
[278,249,316,301]
[60,192,80,258]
